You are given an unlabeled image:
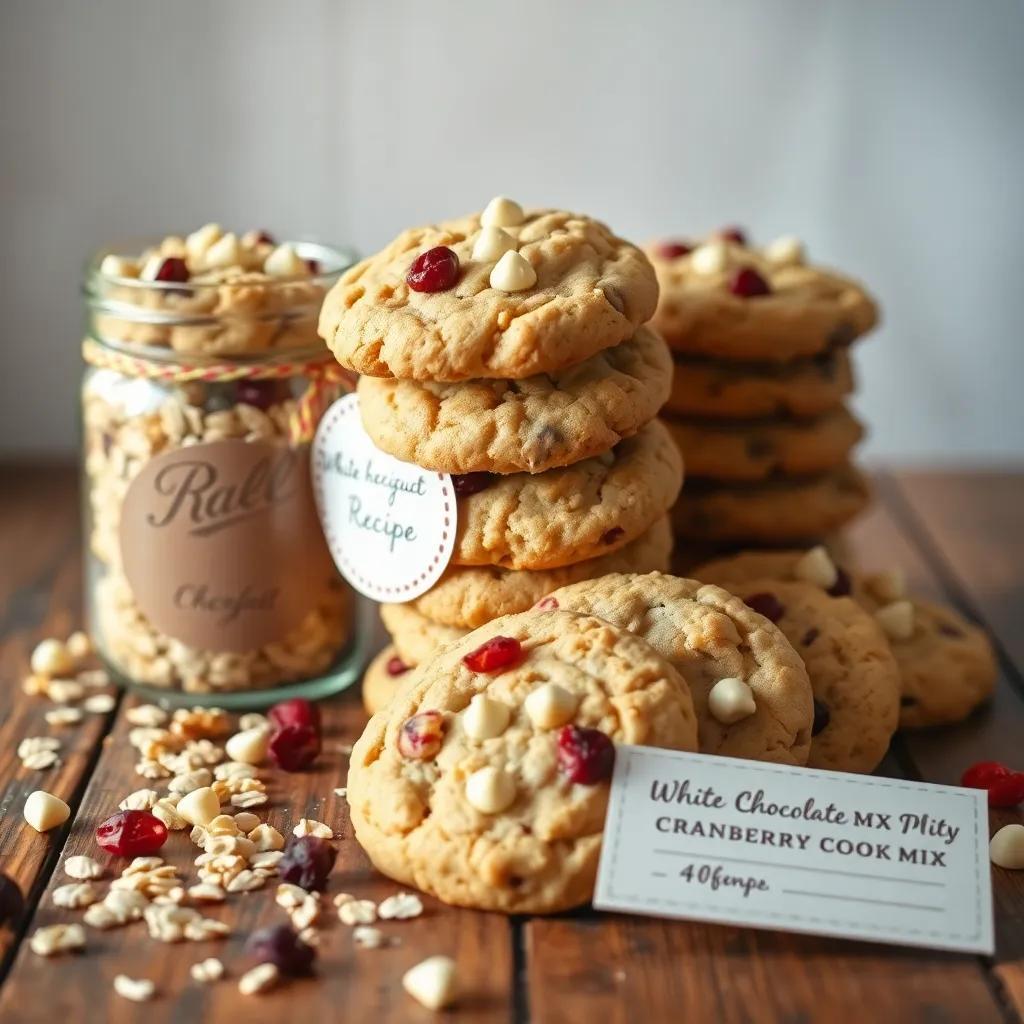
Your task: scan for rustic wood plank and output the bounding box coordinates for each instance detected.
[0,466,116,974]
[0,697,515,1023]
[886,470,1024,677]
[525,479,1011,1024]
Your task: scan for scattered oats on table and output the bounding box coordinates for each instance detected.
[292,818,332,839]
[238,962,279,995]
[113,975,156,1002]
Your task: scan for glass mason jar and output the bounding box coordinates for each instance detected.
[81,234,364,707]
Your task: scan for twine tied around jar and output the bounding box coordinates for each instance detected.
[81,338,355,444]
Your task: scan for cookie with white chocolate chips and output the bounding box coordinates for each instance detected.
[647,231,877,362]
[544,572,813,765]
[357,325,672,474]
[319,202,658,381]
[693,547,998,728]
[348,610,698,913]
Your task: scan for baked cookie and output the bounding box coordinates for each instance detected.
[382,603,466,666]
[665,349,855,419]
[357,326,672,475]
[348,609,699,913]
[664,406,864,482]
[544,572,812,765]
[363,645,416,717]
[453,420,682,569]
[713,578,899,772]
[694,548,997,728]
[320,205,658,381]
[410,515,671,629]
[672,465,871,543]
[647,234,877,362]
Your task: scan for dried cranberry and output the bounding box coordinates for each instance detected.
[601,526,625,546]
[278,835,336,891]
[900,696,918,708]
[827,567,852,597]
[247,923,315,976]
[729,267,771,298]
[535,596,559,611]
[962,761,1024,807]
[236,378,288,410]
[269,697,321,733]
[268,724,320,772]
[811,699,831,736]
[720,226,747,245]
[253,230,276,246]
[939,623,964,638]
[306,258,321,275]
[397,710,445,760]
[802,627,820,646]
[452,472,496,498]
[407,246,460,293]
[556,725,615,785]
[152,256,190,284]
[463,636,524,673]
[0,874,24,927]
[745,592,784,623]
[655,240,692,259]
[95,810,168,857]
[386,655,410,677]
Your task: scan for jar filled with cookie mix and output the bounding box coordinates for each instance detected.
[81,225,363,706]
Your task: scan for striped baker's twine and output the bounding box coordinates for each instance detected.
[81,338,354,443]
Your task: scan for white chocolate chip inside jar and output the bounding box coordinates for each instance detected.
[81,230,359,697]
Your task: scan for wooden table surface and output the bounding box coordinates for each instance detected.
[0,465,1022,1023]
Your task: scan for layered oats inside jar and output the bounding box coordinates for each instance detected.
[82,225,363,706]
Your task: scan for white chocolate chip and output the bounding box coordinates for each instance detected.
[489,250,537,292]
[263,243,308,277]
[176,787,220,827]
[689,241,730,275]
[403,955,458,1010]
[461,694,511,740]
[465,766,515,814]
[248,823,284,851]
[865,568,907,604]
[875,600,915,642]
[794,545,839,590]
[764,235,805,267]
[24,790,70,832]
[190,957,225,983]
[185,222,223,263]
[225,728,269,766]
[30,638,74,677]
[990,824,1024,869]
[64,855,103,880]
[292,818,333,839]
[708,677,757,725]
[238,962,278,996]
[480,196,524,228]
[472,226,518,262]
[524,683,578,730]
[204,232,242,269]
[99,255,138,278]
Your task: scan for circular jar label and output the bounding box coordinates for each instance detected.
[120,439,332,653]
[311,394,456,602]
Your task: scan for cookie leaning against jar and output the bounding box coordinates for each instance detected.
[356,324,672,474]
[348,609,699,914]
[94,223,338,356]
[693,546,998,728]
[542,572,813,766]
[646,231,878,362]
[319,199,659,381]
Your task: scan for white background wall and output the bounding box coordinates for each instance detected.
[1,0,1022,462]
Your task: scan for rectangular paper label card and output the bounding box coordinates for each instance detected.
[595,747,993,953]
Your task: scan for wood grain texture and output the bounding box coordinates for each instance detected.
[0,467,116,974]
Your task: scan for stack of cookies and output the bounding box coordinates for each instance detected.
[645,230,877,551]
[317,198,683,714]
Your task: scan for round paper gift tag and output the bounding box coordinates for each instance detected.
[311,393,457,602]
